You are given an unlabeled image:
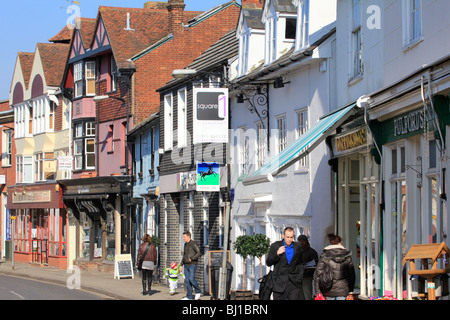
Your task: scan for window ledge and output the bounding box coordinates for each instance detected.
[348,74,363,86]
[402,37,423,53]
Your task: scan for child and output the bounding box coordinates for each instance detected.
[164,262,183,295]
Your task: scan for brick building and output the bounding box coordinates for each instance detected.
[0,99,15,261]
[59,0,241,272]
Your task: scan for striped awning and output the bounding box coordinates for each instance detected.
[243,103,359,185]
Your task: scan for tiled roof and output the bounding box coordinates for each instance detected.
[18,52,35,89]
[37,43,70,87]
[158,28,238,91]
[242,8,264,29]
[99,6,198,70]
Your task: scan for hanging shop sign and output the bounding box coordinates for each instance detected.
[193,88,229,144]
[196,162,220,192]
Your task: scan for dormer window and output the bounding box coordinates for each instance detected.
[285,18,297,40]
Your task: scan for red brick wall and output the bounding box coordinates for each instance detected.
[132,4,240,126]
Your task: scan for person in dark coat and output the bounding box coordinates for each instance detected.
[266,227,304,300]
[298,235,318,300]
[136,234,157,295]
[314,233,356,300]
[181,231,202,300]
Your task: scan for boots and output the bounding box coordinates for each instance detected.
[142,282,148,295]
[147,279,152,295]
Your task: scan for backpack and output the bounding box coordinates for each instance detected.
[258,270,274,300]
[318,259,334,293]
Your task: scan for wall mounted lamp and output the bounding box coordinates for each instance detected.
[273,76,291,89]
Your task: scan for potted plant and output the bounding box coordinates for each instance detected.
[251,234,271,279]
[232,234,253,293]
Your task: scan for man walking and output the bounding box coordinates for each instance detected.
[297,235,318,300]
[181,231,202,300]
[266,227,304,300]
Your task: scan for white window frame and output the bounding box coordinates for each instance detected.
[402,0,422,48]
[295,0,309,51]
[2,129,12,167]
[85,61,96,96]
[276,115,287,153]
[85,138,95,170]
[164,93,173,151]
[177,88,187,148]
[111,56,117,92]
[23,156,33,183]
[350,0,363,80]
[295,108,309,169]
[256,122,266,169]
[74,62,83,98]
[265,10,278,65]
[239,29,250,76]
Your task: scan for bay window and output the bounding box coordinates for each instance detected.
[73,121,96,171]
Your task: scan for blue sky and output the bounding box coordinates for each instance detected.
[0,0,241,100]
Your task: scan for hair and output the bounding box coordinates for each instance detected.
[327,233,342,245]
[142,234,151,242]
[183,231,191,238]
[283,227,294,234]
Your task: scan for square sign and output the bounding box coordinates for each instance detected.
[193,88,228,144]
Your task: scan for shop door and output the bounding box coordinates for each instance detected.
[338,157,361,293]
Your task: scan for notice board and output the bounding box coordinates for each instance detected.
[208,250,231,295]
[114,254,134,279]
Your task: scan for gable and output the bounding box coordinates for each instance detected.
[70,29,87,59]
[92,17,111,51]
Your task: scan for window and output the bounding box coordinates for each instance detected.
[35,152,55,181]
[85,61,96,96]
[110,56,117,92]
[285,18,297,40]
[295,0,309,50]
[296,109,309,168]
[164,94,173,151]
[108,125,114,153]
[265,11,278,65]
[73,121,95,171]
[29,105,33,135]
[177,88,187,148]
[403,0,422,47]
[16,156,33,183]
[351,0,362,79]
[49,102,55,130]
[74,62,83,98]
[239,30,250,76]
[277,116,287,153]
[238,126,249,176]
[256,122,266,169]
[150,126,156,171]
[2,129,12,166]
[63,98,71,130]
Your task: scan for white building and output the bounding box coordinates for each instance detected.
[229,0,338,292]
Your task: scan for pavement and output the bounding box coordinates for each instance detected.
[0,260,207,300]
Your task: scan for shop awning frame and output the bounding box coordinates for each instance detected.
[242,103,360,185]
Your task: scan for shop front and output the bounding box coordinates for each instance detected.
[328,120,381,299]
[367,58,450,299]
[59,176,135,273]
[7,183,67,269]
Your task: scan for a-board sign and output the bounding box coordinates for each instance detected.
[114,254,134,279]
[208,250,230,295]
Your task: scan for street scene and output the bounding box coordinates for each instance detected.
[0,0,449,304]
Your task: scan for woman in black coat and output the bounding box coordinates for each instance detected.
[314,234,356,300]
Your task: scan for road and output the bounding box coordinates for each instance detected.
[0,274,106,300]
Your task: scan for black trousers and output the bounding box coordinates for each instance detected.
[141,269,153,289]
[273,278,302,300]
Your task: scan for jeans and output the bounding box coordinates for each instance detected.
[325,296,346,300]
[184,264,201,299]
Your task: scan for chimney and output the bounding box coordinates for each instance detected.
[167,0,185,34]
[241,0,264,9]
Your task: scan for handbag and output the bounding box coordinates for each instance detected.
[137,243,151,271]
[258,270,274,300]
